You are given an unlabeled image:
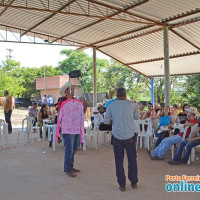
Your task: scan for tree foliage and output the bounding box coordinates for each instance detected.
[0,51,199,110]
[0,59,61,97]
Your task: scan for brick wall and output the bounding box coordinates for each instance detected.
[37,75,79,102]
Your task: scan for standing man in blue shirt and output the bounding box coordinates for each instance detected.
[104,88,139,191]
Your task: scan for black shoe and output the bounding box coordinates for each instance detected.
[73,168,80,172]
[58,137,62,144]
[64,168,80,173]
[151,156,164,160]
[167,160,182,165]
[49,141,52,148]
[119,186,126,192]
[66,172,77,177]
[131,184,137,189]
[8,131,12,134]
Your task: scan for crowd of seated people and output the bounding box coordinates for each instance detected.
[134,101,199,165]
[147,106,199,164]
[27,96,200,165]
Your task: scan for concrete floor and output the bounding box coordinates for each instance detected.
[0,130,199,200]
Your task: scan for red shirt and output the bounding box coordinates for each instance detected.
[179,118,198,138]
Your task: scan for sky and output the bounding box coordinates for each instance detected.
[0,30,110,68]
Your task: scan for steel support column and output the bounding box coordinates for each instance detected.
[163,26,170,106]
[151,78,154,108]
[93,47,97,107]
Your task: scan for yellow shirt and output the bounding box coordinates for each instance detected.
[4,96,13,111]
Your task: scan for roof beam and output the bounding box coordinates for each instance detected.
[170,16,200,28]
[0,0,15,17]
[170,29,200,50]
[91,16,200,49]
[87,0,163,26]
[21,0,76,37]
[0,23,87,46]
[161,8,200,23]
[97,48,151,79]
[77,25,154,50]
[51,0,150,43]
[98,28,163,48]
[77,9,200,50]
[127,51,200,65]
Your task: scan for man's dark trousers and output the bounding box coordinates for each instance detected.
[113,136,138,187]
[4,110,12,133]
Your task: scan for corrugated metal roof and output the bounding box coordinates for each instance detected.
[0,0,200,77]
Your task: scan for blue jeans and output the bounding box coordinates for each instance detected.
[63,134,80,173]
[113,136,138,187]
[173,139,200,163]
[4,110,12,133]
[155,131,169,147]
[151,135,182,158]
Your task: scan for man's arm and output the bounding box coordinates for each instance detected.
[184,121,196,128]
[104,105,112,125]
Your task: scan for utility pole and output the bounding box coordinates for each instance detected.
[6,48,14,59]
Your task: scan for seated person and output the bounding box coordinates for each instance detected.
[155,102,165,116]
[168,119,200,165]
[149,107,198,160]
[171,104,179,122]
[37,104,50,138]
[91,105,99,122]
[28,102,39,127]
[94,105,105,129]
[151,106,174,147]
[173,104,189,135]
[140,102,156,120]
[140,102,156,131]
[178,104,189,124]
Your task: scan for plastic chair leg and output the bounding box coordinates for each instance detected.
[191,148,195,161]
[140,136,143,148]
[171,146,174,159]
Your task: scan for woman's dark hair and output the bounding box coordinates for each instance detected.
[40,104,48,113]
[160,102,165,107]
[160,106,170,116]
[147,102,153,107]
[173,104,179,109]
[182,104,189,111]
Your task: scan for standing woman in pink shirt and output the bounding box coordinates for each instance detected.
[56,82,86,177]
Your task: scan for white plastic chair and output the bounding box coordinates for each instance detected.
[97,128,112,145]
[171,124,198,159]
[145,118,154,149]
[17,117,35,144]
[32,122,41,141]
[188,145,200,165]
[83,118,98,151]
[137,119,154,149]
[0,119,8,148]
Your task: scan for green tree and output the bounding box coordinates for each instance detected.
[0,59,26,96]
[183,75,200,109]
[20,65,61,97]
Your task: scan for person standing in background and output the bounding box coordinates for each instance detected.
[3,90,13,134]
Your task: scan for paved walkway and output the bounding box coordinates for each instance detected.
[0,131,199,200]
